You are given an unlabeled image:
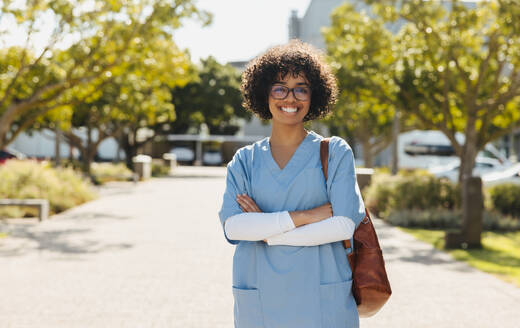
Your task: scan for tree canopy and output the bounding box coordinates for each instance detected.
[0,0,209,149]
[326,0,520,178]
[326,0,520,247]
[170,57,250,135]
[324,4,401,167]
[60,36,195,172]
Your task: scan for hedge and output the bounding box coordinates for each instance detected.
[488,183,520,218]
[0,160,97,218]
[364,171,459,218]
[365,171,519,231]
[386,209,520,231]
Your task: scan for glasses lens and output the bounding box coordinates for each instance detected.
[294,87,310,101]
[271,85,288,99]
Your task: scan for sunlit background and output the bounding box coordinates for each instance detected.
[1,1,519,327]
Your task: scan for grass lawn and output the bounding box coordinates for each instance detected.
[400,228,520,288]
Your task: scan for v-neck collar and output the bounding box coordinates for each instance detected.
[261,131,318,184]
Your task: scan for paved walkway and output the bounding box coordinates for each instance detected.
[0,166,519,327]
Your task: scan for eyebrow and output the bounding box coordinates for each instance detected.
[273,81,310,86]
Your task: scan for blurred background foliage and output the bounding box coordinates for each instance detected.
[0,160,96,218]
[364,170,520,231]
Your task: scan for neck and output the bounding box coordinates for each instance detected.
[270,121,308,147]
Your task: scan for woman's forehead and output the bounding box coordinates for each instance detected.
[275,72,309,84]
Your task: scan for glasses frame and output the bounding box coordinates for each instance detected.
[269,85,311,101]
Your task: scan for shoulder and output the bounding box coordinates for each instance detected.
[226,137,268,171]
[328,136,353,157]
[309,131,352,160]
[327,136,357,178]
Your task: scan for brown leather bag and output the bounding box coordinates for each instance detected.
[320,138,392,318]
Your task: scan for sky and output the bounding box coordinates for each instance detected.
[0,0,312,65]
[173,0,312,64]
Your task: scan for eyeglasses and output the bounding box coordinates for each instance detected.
[270,85,311,101]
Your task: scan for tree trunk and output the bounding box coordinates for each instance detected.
[458,123,482,246]
[510,127,517,162]
[54,126,60,166]
[0,104,22,149]
[391,110,400,175]
[82,125,93,176]
[86,149,95,177]
[120,130,137,170]
[123,144,136,170]
[115,138,121,163]
[69,138,74,161]
[458,126,479,183]
[361,139,374,168]
[459,140,478,217]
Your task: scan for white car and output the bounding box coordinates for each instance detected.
[203,150,222,166]
[169,147,194,163]
[398,130,509,170]
[482,163,520,186]
[428,157,507,182]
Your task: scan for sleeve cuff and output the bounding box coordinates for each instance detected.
[278,211,295,232]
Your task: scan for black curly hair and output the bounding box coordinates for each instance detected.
[241,40,338,122]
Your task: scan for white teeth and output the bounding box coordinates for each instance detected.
[281,107,297,113]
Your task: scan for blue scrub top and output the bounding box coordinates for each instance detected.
[219,131,365,328]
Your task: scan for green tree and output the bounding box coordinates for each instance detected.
[324,4,403,167]
[58,37,194,173]
[367,0,520,181]
[170,57,250,135]
[0,0,209,149]
[328,0,520,246]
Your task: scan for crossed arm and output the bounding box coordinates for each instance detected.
[224,194,355,246]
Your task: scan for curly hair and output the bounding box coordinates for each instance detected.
[241,40,338,122]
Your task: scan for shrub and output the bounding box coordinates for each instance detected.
[152,162,170,177]
[386,209,460,229]
[488,183,520,218]
[91,162,134,184]
[364,171,459,217]
[0,160,97,218]
[386,209,520,231]
[363,173,395,217]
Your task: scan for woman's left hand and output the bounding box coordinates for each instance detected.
[236,194,267,242]
[236,194,262,213]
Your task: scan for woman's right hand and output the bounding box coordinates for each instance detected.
[307,202,333,223]
[289,202,332,227]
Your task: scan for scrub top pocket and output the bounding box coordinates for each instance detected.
[232,287,264,328]
[320,280,359,328]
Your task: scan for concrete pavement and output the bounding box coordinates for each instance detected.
[0,166,519,327]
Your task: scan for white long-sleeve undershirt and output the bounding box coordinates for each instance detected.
[266,216,355,246]
[224,211,355,246]
[224,211,295,241]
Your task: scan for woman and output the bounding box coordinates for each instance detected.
[218,40,366,328]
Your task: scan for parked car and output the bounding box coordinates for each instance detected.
[169,147,195,164]
[0,148,26,164]
[398,130,509,169]
[404,142,455,157]
[428,157,507,182]
[482,163,520,186]
[203,150,222,166]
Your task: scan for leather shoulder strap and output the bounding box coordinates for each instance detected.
[320,138,330,180]
[321,138,352,249]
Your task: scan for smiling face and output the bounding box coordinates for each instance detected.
[268,72,311,126]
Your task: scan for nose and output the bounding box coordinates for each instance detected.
[285,89,298,102]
